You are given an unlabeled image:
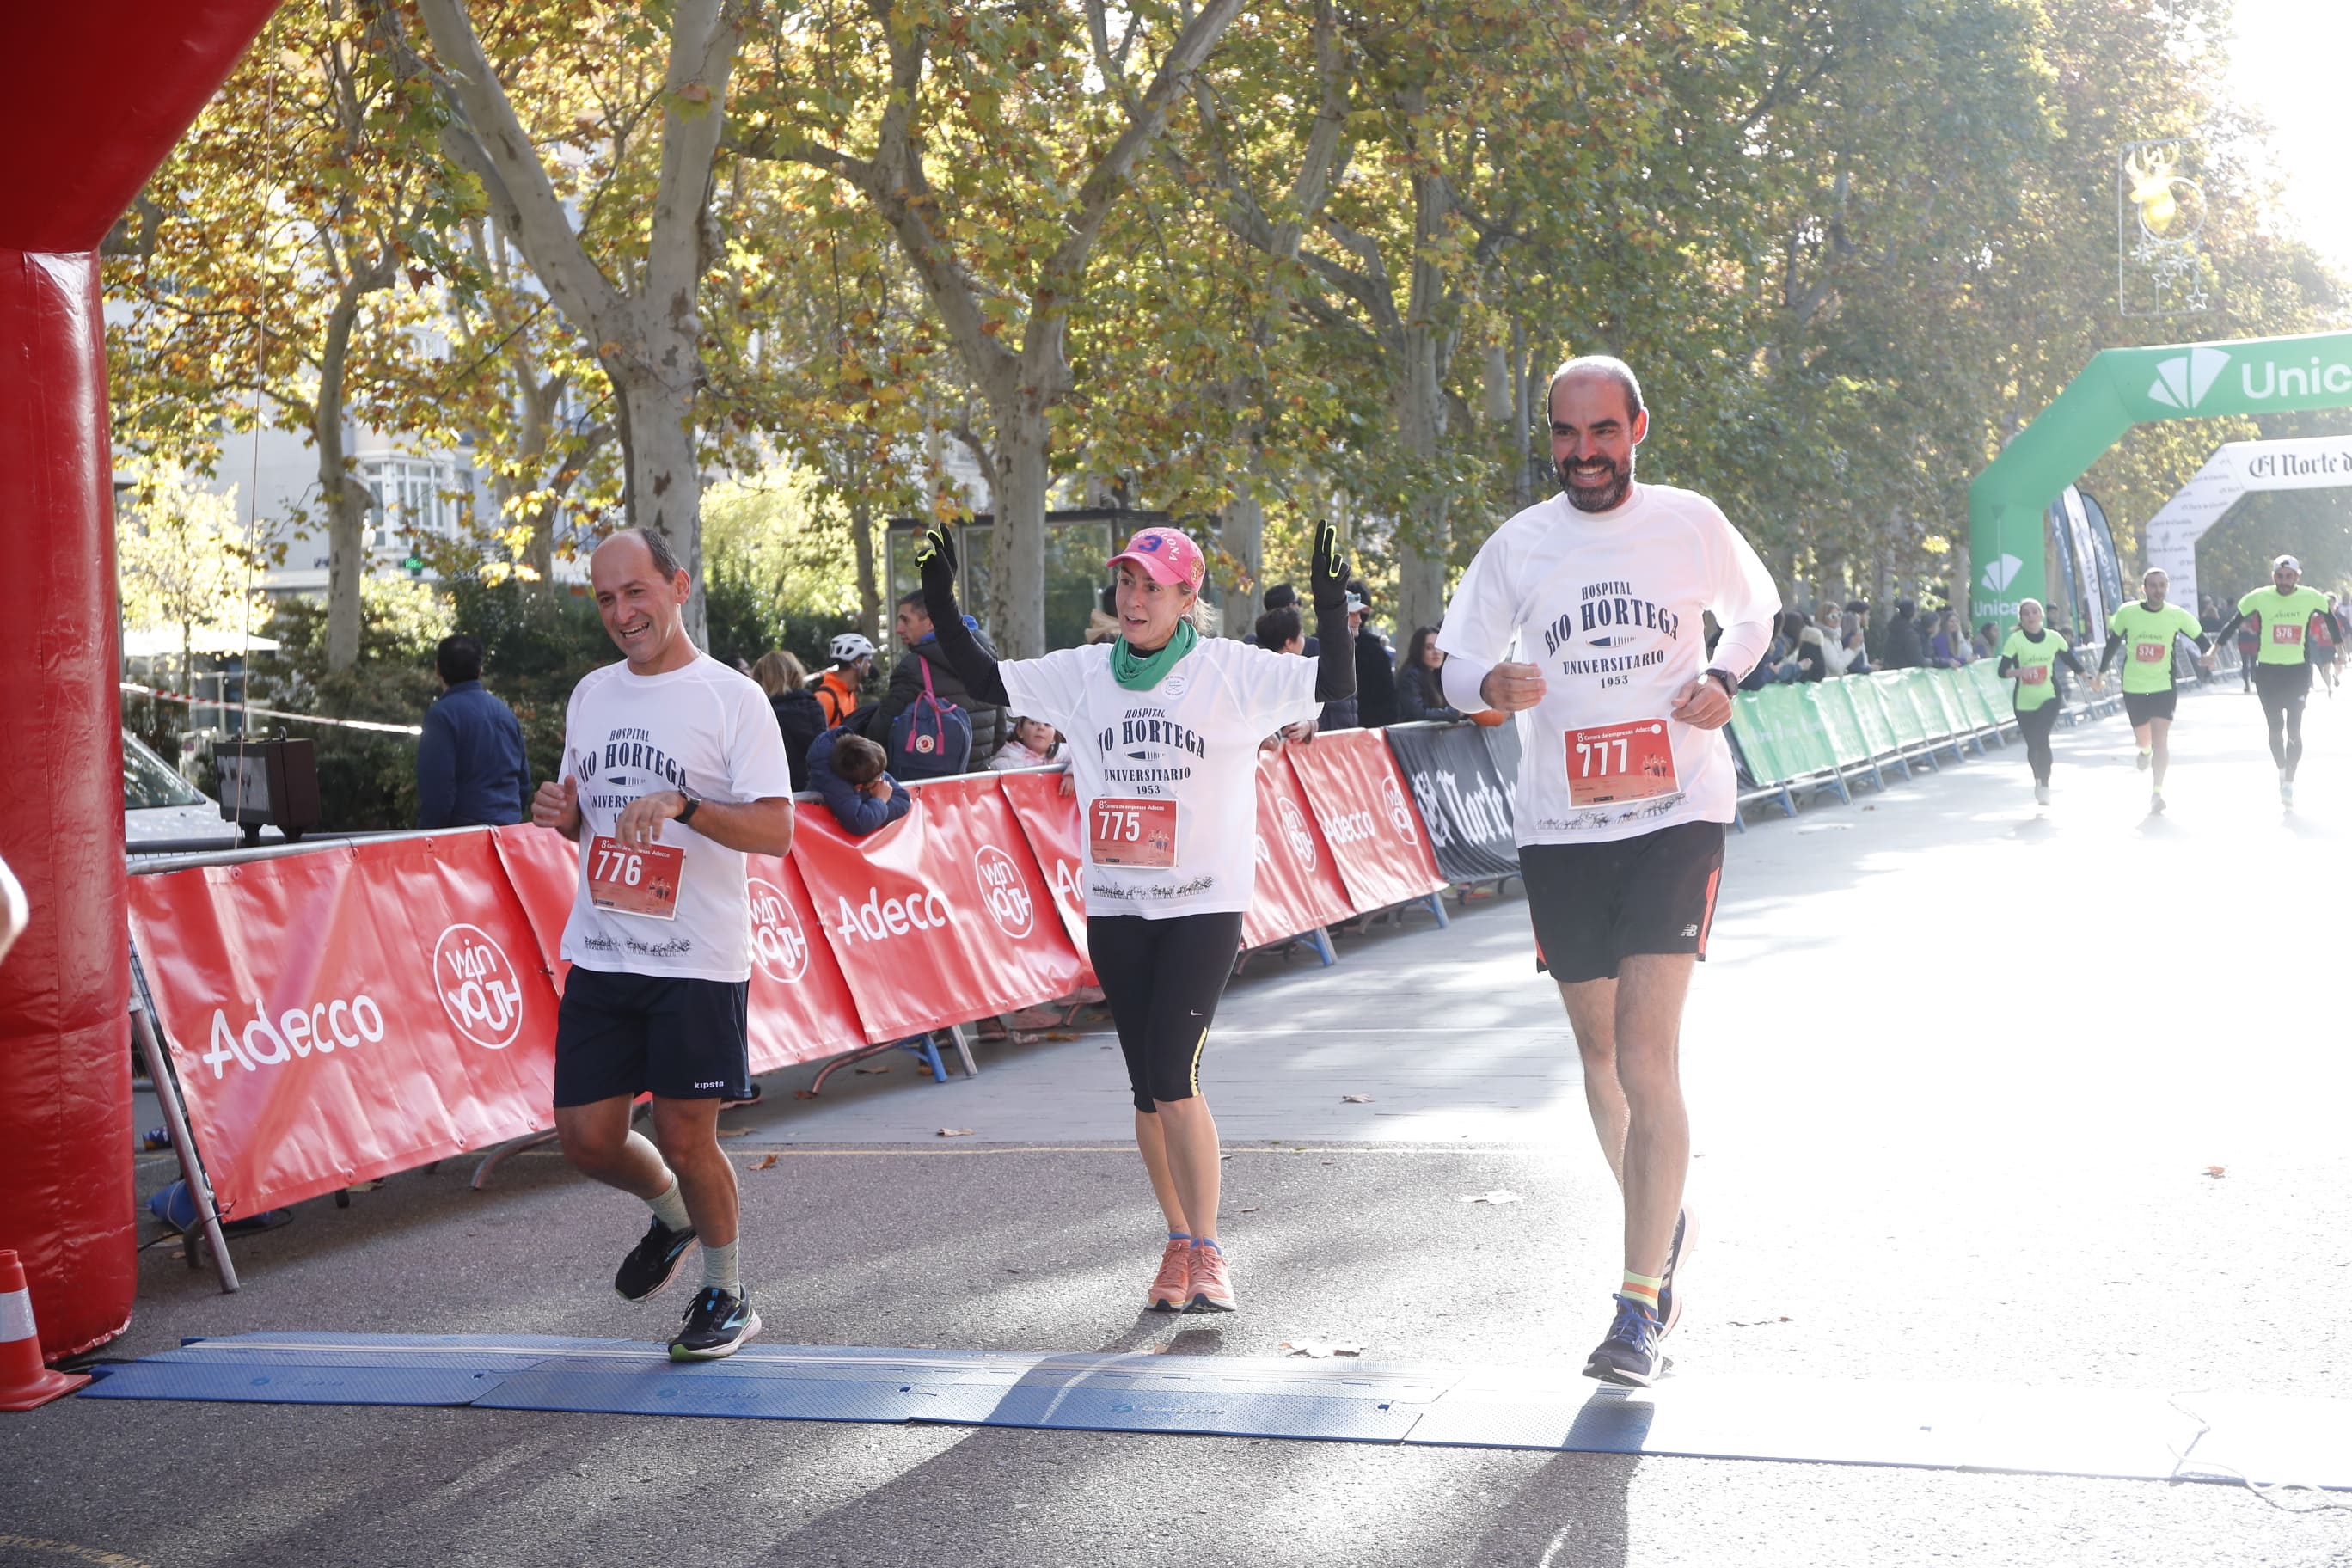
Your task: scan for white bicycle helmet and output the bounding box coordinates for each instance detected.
[829,632,877,663]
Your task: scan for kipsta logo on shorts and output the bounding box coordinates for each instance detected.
[433,922,524,1050]
[748,877,811,984]
[1981,554,2024,592]
[1278,796,1318,869]
[972,843,1035,939]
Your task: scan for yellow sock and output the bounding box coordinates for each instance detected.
[1620,1270,1663,1313]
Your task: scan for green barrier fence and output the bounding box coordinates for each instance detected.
[1801,682,1873,775]
[1865,672,1932,753]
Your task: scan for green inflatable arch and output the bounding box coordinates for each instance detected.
[1969,328,2352,628]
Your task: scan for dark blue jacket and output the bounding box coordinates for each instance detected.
[807,725,911,837]
[416,680,530,829]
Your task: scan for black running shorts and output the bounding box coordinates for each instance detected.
[553,965,751,1106]
[2122,689,2178,726]
[1087,910,1246,1112]
[1521,820,1726,985]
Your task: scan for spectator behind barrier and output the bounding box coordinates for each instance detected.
[1254,606,1320,750]
[1812,603,1855,678]
[808,726,910,837]
[1882,598,1924,669]
[1249,583,1320,655]
[1928,609,1970,667]
[1840,609,1872,674]
[416,633,531,829]
[1395,625,1464,721]
[865,589,1009,768]
[753,649,827,791]
[989,715,1063,771]
[1785,609,1827,682]
[815,633,875,726]
[1350,577,1399,727]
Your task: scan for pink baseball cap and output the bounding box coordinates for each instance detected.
[1107,526,1204,590]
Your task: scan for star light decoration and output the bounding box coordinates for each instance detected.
[2119,135,2216,318]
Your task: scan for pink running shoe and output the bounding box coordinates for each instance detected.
[1147,1238,1191,1313]
[1186,1243,1237,1313]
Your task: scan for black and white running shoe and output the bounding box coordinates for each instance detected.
[614,1216,697,1302]
[670,1287,762,1361]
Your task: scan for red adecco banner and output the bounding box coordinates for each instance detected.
[995,771,1095,985]
[790,776,1081,1041]
[741,852,867,1070]
[1241,745,1355,950]
[1284,728,1448,913]
[126,831,559,1217]
[493,823,579,992]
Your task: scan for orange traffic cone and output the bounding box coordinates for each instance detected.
[0,1249,89,1411]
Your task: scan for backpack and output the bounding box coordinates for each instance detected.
[886,657,971,779]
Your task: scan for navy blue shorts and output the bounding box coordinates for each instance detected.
[553,965,750,1106]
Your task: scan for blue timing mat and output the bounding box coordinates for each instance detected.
[79,1333,2352,1490]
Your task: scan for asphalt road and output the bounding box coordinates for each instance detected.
[7,683,2352,1568]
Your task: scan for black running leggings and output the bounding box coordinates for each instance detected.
[2254,661,2313,778]
[1087,911,1246,1112]
[2015,701,2060,785]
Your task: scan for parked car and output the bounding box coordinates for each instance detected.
[123,730,276,851]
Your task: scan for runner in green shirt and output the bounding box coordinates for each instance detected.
[1997,598,2087,807]
[2098,567,2213,815]
[2213,555,2332,805]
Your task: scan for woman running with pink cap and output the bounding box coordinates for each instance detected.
[918,520,1353,1313]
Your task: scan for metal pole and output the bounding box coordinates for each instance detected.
[127,946,238,1294]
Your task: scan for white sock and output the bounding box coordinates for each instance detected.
[644,1166,691,1233]
[701,1239,742,1297]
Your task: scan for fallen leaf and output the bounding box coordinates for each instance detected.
[2203,1165,2226,1179]
[345,1179,384,1193]
[1730,1316,1794,1327]
[793,1088,819,1100]
[854,1065,893,1075]
[1280,1339,1364,1358]
[938,1128,975,1138]
[1461,1190,1523,1204]
[1044,1032,1080,1041]
[716,1128,750,1139]
[749,1154,778,1171]
[1240,1206,1260,1214]
[1341,1093,1375,1103]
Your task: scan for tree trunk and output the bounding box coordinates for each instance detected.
[610,350,706,645]
[988,402,1050,658]
[1393,333,1450,641]
[319,282,371,672]
[1222,481,1265,610]
[848,493,880,646]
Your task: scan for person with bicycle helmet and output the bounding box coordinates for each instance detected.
[816,633,875,728]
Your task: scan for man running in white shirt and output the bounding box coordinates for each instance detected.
[530,529,795,1360]
[1438,357,1779,1387]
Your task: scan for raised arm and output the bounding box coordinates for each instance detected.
[1308,520,1356,704]
[915,526,1012,709]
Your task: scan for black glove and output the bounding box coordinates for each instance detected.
[1308,519,1348,614]
[916,523,960,612]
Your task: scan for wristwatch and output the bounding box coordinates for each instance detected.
[1705,667,1738,699]
[674,791,701,828]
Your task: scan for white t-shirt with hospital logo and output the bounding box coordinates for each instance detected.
[1437,483,1780,845]
[557,652,795,981]
[1001,638,1320,919]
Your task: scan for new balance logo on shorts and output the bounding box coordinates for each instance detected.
[1682,924,1699,938]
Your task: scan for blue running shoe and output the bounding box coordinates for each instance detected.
[670,1287,762,1361]
[1583,1294,1664,1387]
[615,1216,698,1302]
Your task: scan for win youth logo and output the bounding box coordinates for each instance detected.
[1381,775,1418,846]
[2144,346,2230,410]
[972,843,1035,939]
[748,877,811,985]
[1981,554,2024,593]
[433,923,526,1050]
[1277,797,1319,869]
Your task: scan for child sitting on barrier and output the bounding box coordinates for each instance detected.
[989,715,1063,771]
[808,726,911,837]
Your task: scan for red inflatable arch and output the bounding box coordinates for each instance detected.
[0,3,281,1357]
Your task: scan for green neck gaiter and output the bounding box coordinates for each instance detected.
[1110,620,1199,690]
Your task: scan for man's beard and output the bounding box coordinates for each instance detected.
[1558,450,1634,512]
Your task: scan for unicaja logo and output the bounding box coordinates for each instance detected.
[2144,346,2230,410]
[1981,554,2024,592]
